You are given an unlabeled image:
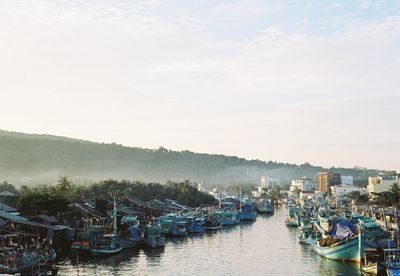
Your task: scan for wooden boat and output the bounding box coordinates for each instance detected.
[383,248,400,276]
[361,248,381,275]
[220,209,239,226]
[118,215,143,249]
[91,234,123,256]
[285,206,300,227]
[71,225,103,255]
[187,217,205,234]
[310,221,375,262]
[238,201,257,221]
[172,221,188,236]
[285,217,299,227]
[144,222,165,248]
[159,214,188,236]
[91,197,122,257]
[257,200,274,214]
[204,212,222,230]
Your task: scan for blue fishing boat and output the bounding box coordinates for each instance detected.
[187,217,205,234]
[118,215,143,249]
[159,214,188,236]
[91,234,123,256]
[257,199,274,214]
[383,248,400,276]
[91,197,123,257]
[285,206,300,227]
[220,209,239,226]
[238,200,257,221]
[144,222,165,248]
[204,212,222,230]
[310,221,373,262]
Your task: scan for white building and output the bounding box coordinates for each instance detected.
[368,174,400,195]
[252,187,263,198]
[290,177,316,193]
[260,175,280,188]
[330,185,367,196]
[341,176,354,186]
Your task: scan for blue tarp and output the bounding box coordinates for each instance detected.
[329,220,357,240]
[129,226,142,239]
[377,240,397,249]
[242,204,253,212]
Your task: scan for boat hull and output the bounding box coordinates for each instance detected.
[91,246,123,257]
[310,236,371,262]
[387,268,400,276]
[361,263,379,275]
[71,242,91,255]
[188,225,205,234]
[118,238,141,249]
[144,236,165,248]
[238,212,257,221]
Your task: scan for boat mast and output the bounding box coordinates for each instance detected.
[113,196,117,236]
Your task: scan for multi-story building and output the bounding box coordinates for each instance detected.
[330,185,367,196]
[260,175,280,188]
[316,172,341,192]
[290,177,316,193]
[341,176,354,186]
[368,173,400,195]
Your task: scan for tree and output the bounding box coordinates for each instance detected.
[0,181,18,195]
[372,183,400,207]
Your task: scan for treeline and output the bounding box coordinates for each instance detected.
[0,130,389,186]
[0,178,217,215]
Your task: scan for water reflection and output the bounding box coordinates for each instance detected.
[56,207,361,275]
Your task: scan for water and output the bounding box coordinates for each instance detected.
[56,207,361,275]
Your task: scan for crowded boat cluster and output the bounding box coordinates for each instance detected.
[72,197,275,256]
[284,196,400,275]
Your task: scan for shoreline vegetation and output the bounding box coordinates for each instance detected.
[0,178,217,216]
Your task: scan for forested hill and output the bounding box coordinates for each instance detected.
[0,130,386,187]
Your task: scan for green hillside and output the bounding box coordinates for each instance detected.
[0,130,386,187]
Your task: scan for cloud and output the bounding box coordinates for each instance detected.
[0,1,399,170]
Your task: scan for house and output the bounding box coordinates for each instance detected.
[0,203,18,214]
[32,214,59,225]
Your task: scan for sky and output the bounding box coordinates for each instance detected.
[0,0,399,170]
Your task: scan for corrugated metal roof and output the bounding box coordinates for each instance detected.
[0,210,28,221]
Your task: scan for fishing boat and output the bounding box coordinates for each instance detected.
[310,222,373,262]
[285,216,299,227]
[187,217,205,234]
[172,220,188,236]
[257,199,274,214]
[91,234,123,256]
[220,209,239,226]
[204,212,222,230]
[91,197,123,257]
[361,248,382,275]
[0,235,56,274]
[159,214,188,236]
[383,248,400,276]
[71,225,103,254]
[238,200,257,221]
[144,222,165,248]
[285,206,300,227]
[355,216,392,248]
[118,215,143,249]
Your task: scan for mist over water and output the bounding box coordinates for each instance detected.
[56,207,360,275]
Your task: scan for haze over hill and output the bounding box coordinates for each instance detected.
[0,130,387,187]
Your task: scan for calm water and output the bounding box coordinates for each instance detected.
[56,207,361,275]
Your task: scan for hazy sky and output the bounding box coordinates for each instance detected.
[0,0,399,170]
